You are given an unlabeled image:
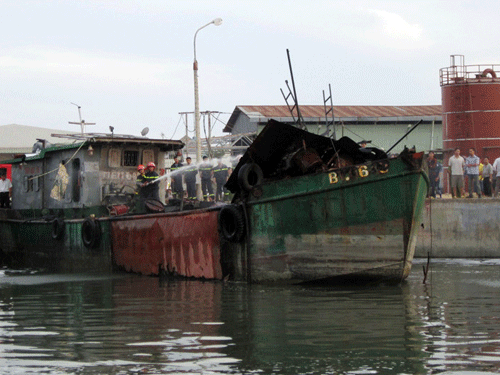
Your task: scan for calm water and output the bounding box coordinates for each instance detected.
[1,259,500,374]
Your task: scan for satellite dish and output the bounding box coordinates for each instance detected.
[141,127,149,136]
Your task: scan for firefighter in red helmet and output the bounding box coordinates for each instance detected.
[135,164,146,198]
[143,161,160,200]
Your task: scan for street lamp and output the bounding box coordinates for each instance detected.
[193,17,222,164]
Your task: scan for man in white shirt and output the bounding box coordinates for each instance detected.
[0,173,12,208]
[482,157,494,196]
[448,148,465,198]
[492,155,500,197]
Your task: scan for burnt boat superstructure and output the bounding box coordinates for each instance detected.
[221,120,429,283]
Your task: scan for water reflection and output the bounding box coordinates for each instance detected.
[219,282,427,374]
[0,260,499,374]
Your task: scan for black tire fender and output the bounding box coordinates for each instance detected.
[82,218,101,249]
[219,204,246,243]
[51,217,65,240]
[238,163,263,191]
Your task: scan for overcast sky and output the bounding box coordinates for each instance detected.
[1,0,498,139]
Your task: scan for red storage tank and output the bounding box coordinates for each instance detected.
[440,55,500,161]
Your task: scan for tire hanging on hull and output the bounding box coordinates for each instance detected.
[238,163,263,191]
[219,204,246,243]
[82,218,101,249]
[51,217,65,240]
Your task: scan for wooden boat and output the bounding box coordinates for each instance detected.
[219,119,429,283]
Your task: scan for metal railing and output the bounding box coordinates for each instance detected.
[440,64,500,86]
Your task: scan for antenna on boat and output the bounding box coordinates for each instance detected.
[280,49,306,130]
[69,103,96,134]
[386,119,422,153]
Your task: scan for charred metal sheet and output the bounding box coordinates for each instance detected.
[226,119,387,194]
[111,210,222,279]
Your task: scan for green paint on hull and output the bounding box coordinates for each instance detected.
[245,157,429,282]
[0,216,112,272]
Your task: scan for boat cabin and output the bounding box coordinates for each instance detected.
[1,134,183,215]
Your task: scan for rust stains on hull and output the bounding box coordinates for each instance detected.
[111,209,222,279]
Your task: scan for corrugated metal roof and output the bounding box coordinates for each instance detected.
[0,124,79,149]
[225,105,442,132]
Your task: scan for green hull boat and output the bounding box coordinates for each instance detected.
[221,120,429,283]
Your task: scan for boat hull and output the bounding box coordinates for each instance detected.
[0,212,112,272]
[0,206,226,280]
[244,160,428,283]
[111,208,223,279]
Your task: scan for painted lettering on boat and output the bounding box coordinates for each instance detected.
[21,165,42,175]
[328,164,388,184]
[100,171,135,181]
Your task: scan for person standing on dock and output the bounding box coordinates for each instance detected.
[481,157,493,197]
[170,156,184,199]
[465,148,481,198]
[448,148,465,198]
[143,162,160,201]
[427,152,442,198]
[183,157,198,201]
[0,172,12,208]
[492,155,500,197]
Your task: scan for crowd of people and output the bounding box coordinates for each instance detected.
[168,155,233,202]
[427,147,500,198]
[135,156,234,203]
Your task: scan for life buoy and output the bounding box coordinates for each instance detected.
[219,204,246,243]
[51,217,65,240]
[82,218,101,249]
[482,68,497,78]
[238,163,264,191]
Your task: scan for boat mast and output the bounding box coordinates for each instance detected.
[280,49,306,130]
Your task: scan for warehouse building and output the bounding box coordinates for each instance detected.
[224,105,443,154]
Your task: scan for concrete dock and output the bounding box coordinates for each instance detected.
[415,196,500,258]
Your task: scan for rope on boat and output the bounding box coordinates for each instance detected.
[26,142,87,181]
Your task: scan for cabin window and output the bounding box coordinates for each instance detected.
[108,149,121,168]
[24,176,34,192]
[33,176,41,192]
[124,150,139,166]
[72,158,81,202]
[142,150,154,165]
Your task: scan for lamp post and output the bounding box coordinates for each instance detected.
[193,17,222,164]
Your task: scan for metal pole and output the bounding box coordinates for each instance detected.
[193,18,222,165]
[208,111,212,157]
[430,119,435,150]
